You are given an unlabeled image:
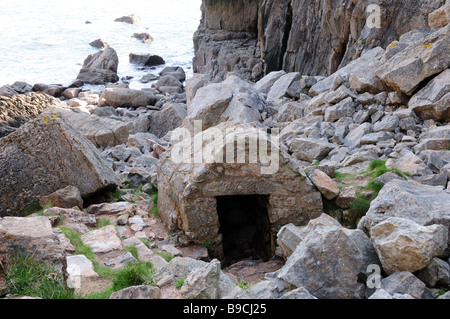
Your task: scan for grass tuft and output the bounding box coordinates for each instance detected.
[124,246,139,260]
[5,253,76,299]
[175,277,186,289]
[96,218,112,229]
[237,278,250,290]
[154,250,173,262]
[112,261,155,292]
[138,238,151,249]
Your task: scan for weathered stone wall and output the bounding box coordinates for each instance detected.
[157,122,323,257]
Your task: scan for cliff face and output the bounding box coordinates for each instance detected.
[193,0,264,81]
[193,0,444,81]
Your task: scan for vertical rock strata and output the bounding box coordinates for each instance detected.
[193,0,444,80]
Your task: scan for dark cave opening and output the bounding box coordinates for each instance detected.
[216,195,273,266]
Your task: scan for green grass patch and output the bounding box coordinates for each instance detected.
[175,277,186,289]
[111,190,122,202]
[237,278,250,290]
[59,226,117,280]
[59,226,157,299]
[349,196,372,216]
[438,288,448,296]
[366,181,384,193]
[334,171,358,182]
[138,238,151,249]
[112,261,156,291]
[21,202,51,217]
[5,253,76,299]
[154,250,173,262]
[337,159,411,227]
[124,246,139,260]
[337,182,361,190]
[391,168,411,179]
[202,242,212,251]
[8,225,158,300]
[367,159,411,180]
[96,218,112,229]
[147,184,159,217]
[84,287,115,299]
[368,159,387,171]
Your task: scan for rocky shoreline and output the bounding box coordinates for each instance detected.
[0,2,450,300]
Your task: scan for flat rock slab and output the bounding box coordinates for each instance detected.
[81,225,123,254]
[0,216,66,269]
[55,108,131,149]
[66,254,99,289]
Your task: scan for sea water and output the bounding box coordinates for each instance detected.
[0,0,202,90]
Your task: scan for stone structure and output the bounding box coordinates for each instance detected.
[157,121,323,261]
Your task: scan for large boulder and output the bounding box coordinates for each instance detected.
[180,259,221,299]
[0,85,18,98]
[81,225,123,254]
[185,74,210,107]
[371,217,448,274]
[309,47,385,97]
[129,53,165,66]
[277,101,305,123]
[0,113,120,216]
[122,237,168,271]
[254,71,286,95]
[428,2,450,29]
[89,39,109,49]
[186,76,264,131]
[417,257,450,288]
[99,88,157,108]
[55,109,131,149]
[39,185,83,210]
[324,97,356,122]
[375,25,450,95]
[287,137,335,162]
[159,66,186,82]
[347,47,386,94]
[266,72,301,102]
[147,103,187,138]
[276,223,304,259]
[385,150,433,176]
[0,216,66,272]
[276,214,363,299]
[44,207,97,231]
[76,47,119,85]
[114,14,140,24]
[379,271,433,299]
[408,69,450,122]
[32,83,66,97]
[308,169,340,200]
[359,180,450,257]
[156,257,241,299]
[153,75,184,95]
[132,33,153,44]
[66,255,100,289]
[186,82,233,130]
